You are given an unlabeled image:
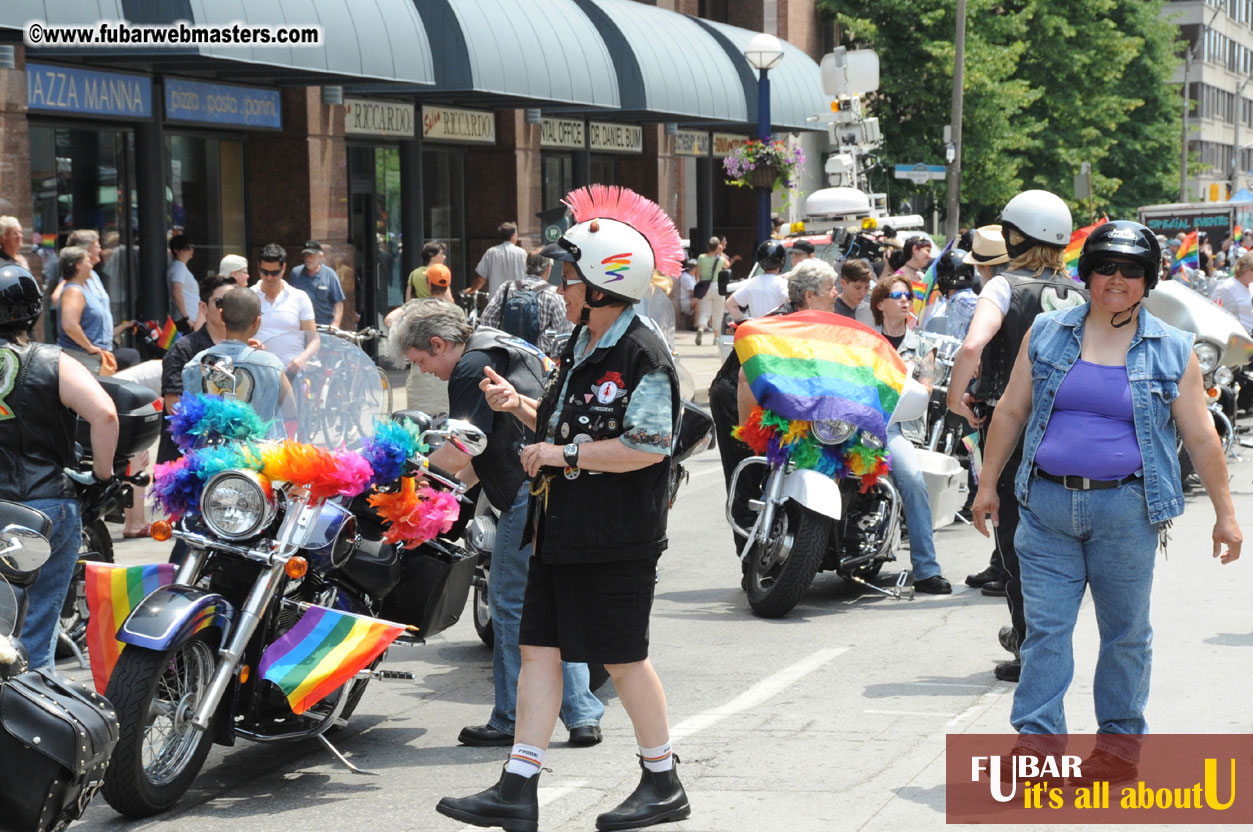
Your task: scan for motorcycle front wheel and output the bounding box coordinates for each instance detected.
[745,502,830,618]
[103,635,220,818]
[472,564,494,648]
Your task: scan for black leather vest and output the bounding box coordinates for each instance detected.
[971,269,1088,402]
[464,328,552,512]
[0,340,76,501]
[529,315,678,564]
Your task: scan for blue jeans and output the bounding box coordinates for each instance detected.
[887,424,942,581]
[22,498,81,670]
[489,483,604,733]
[1012,476,1157,761]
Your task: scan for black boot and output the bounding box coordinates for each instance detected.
[596,757,691,831]
[435,766,540,832]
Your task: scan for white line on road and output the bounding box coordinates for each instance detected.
[670,647,849,741]
[863,709,960,717]
[945,686,1012,728]
[905,682,990,689]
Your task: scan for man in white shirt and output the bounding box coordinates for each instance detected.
[167,234,199,328]
[469,221,527,296]
[1211,250,1253,331]
[251,242,320,376]
[725,240,789,321]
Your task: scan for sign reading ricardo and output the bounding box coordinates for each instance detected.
[422,106,495,144]
[26,62,152,119]
[344,98,415,139]
[589,122,643,154]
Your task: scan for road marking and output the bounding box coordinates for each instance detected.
[670,647,848,741]
[864,709,959,717]
[458,782,588,831]
[902,682,989,689]
[945,686,1012,727]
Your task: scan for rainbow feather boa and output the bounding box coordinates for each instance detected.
[732,406,891,492]
[153,394,457,545]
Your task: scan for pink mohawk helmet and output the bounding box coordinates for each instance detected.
[540,185,684,303]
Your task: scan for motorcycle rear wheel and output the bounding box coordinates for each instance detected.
[745,502,830,618]
[103,635,219,817]
[472,563,494,648]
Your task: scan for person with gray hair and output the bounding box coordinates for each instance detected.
[0,216,29,270]
[786,258,837,311]
[384,298,465,415]
[392,304,606,751]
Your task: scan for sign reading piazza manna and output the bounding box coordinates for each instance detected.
[421,105,496,144]
[345,98,415,138]
[589,122,643,153]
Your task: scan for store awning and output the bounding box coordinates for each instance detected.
[0,0,436,87]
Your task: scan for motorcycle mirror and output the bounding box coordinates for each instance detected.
[442,419,489,457]
[0,524,53,573]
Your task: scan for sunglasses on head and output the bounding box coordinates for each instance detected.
[1092,260,1146,279]
[259,267,283,276]
[887,290,911,300]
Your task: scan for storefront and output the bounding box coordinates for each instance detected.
[420,104,492,290]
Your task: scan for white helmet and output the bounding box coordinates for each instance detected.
[541,185,684,304]
[999,189,1072,257]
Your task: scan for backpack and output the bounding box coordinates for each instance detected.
[499,280,543,346]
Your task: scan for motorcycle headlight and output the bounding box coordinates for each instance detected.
[812,420,857,445]
[861,431,884,450]
[1194,342,1219,375]
[201,471,274,541]
[1215,365,1235,387]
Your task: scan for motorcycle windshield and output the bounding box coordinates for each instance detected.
[270,333,388,450]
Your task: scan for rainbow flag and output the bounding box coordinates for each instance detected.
[911,238,952,318]
[1063,217,1108,278]
[733,309,908,441]
[158,316,179,350]
[85,562,176,693]
[259,605,404,715]
[1171,230,1199,278]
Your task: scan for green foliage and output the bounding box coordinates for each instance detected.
[820,0,1183,225]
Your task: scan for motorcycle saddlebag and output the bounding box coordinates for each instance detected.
[378,542,477,640]
[0,668,119,832]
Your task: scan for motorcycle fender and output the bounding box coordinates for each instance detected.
[118,586,235,651]
[780,469,842,520]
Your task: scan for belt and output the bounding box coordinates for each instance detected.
[1034,467,1139,492]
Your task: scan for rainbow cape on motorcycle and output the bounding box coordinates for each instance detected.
[258,605,405,714]
[84,563,176,693]
[732,311,906,489]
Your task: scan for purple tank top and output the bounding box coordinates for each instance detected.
[1034,360,1143,481]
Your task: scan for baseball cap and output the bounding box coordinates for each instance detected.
[302,240,324,254]
[791,239,815,255]
[426,263,452,287]
[218,254,248,276]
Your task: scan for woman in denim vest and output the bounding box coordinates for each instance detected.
[971,221,1241,783]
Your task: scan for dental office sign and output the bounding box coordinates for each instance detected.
[26,62,151,118]
[165,79,281,129]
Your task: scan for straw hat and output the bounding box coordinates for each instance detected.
[964,225,1010,266]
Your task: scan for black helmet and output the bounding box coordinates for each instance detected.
[0,265,42,330]
[755,239,787,272]
[1077,221,1161,292]
[936,248,976,293]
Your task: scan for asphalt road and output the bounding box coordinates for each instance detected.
[60,331,1253,831]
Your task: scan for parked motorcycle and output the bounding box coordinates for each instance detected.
[0,501,120,832]
[98,343,486,818]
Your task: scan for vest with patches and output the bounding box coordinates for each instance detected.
[971,268,1088,402]
[0,340,76,501]
[529,316,678,564]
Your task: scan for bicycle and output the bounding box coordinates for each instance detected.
[307,325,392,445]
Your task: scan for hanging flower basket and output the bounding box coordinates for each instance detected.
[722,139,806,205]
[747,164,779,189]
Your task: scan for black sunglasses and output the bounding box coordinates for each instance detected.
[1092,260,1146,279]
[259,267,283,276]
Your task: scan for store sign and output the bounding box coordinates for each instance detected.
[589,122,643,154]
[344,98,415,138]
[422,105,495,144]
[712,133,749,156]
[26,62,151,119]
[164,78,281,128]
[674,130,710,157]
[541,117,585,149]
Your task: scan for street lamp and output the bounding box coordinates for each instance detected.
[745,33,784,248]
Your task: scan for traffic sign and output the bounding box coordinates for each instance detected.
[894,163,946,185]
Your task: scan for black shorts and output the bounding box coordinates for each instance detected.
[518,556,658,665]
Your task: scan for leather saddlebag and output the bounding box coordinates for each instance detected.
[0,668,119,832]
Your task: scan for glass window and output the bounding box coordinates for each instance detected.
[375,147,402,312]
[423,147,466,287]
[542,152,573,211]
[590,155,616,185]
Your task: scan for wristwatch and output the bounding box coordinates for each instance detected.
[563,442,580,468]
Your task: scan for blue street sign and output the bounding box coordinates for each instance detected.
[894,163,947,183]
[26,62,152,119]
[165,78,282,129]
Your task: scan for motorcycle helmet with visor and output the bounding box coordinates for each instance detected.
[1076,220,1160,292]
[0,265,43,330]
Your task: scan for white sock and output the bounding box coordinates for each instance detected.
[640,741,674,772]
[505,743,545,778]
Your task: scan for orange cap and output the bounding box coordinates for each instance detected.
[427,264,452,287]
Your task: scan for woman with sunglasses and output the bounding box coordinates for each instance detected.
[971,221,1242,783]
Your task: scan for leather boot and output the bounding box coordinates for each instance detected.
[596,757,692,831]
[435,766,539,832]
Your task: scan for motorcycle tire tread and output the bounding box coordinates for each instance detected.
[746,504,831,618]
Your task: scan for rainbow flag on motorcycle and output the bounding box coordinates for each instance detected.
[733,310,908,441]
[84,562,176,693]
[259,605,405,715]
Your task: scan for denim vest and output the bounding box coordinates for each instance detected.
[1014,303,1193,525]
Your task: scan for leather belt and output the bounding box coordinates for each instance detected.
[1034,467,1139,492]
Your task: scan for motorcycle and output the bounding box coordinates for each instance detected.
[1143,279,1253,479]
[97,342,486,818]
[726,366,930,619]
[0,501,120,832]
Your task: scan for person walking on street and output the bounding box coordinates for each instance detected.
[0,264,119,670]
[693,236,731,344]
[971,221,1241,779]
[288,240,346,328]
[407,241,448,302]
[252,243,320,378]
[167,234,199,331]
[1210,250,1253,331]
[947,190,1086,682]
[218,254,250,287]
[437,185,689,832]
[470,222,527,297]
[479,249,570,355]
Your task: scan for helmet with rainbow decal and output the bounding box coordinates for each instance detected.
[541,185,685,305]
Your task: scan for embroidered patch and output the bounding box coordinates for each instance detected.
[592,370,628,405]
[0,348,17,421]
